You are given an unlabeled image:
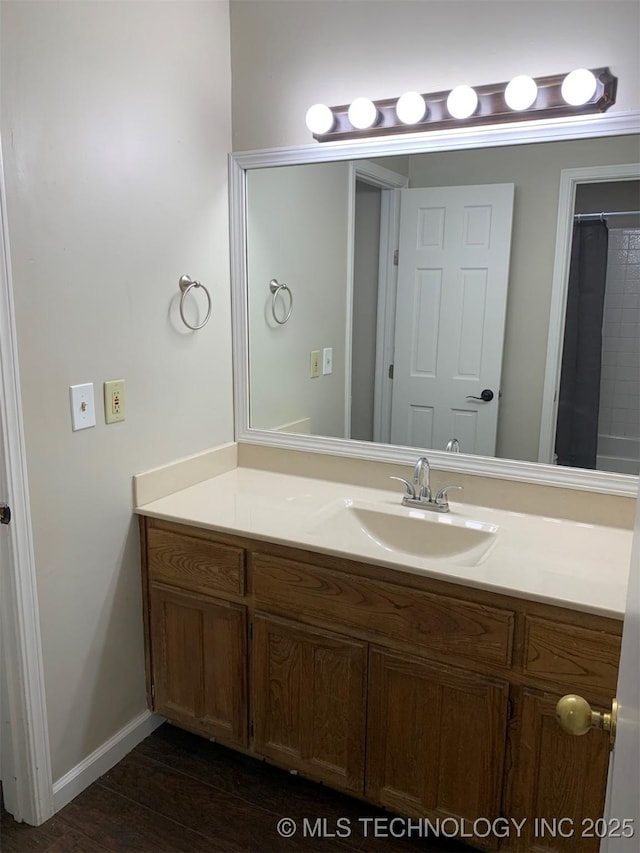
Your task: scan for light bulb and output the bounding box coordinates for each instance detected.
[504,75,538,111]
[305,104,335,135]
[396,91,427,124]
[561,69,598,106]
[347,97,379,130]
[446,85,478,119]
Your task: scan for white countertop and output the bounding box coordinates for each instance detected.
[136,467,632,619]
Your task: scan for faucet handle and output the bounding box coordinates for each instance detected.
[389,476,417,500]
[434,485,464,507]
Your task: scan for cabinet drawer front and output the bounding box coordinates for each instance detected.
[148,528,245,597]
[524,616,620,695]
[253,553,514,666]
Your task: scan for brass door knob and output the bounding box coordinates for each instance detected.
[555,694,618,750]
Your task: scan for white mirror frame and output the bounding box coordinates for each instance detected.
[230,111,640,496]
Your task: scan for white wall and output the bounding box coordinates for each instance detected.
[1,1,233,782]
[247,163,351,437]
[230,0,640,151]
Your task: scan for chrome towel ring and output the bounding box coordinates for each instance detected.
[269,279,293,325]
[179,274,212,330]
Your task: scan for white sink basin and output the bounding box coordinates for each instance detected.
[307,499,499,567]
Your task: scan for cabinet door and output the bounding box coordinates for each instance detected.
[366,647,509,846]
[507,689,610,853]
[150,583,248,747]
[252,613,366,794]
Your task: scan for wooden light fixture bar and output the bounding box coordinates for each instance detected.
[312,68,617,142]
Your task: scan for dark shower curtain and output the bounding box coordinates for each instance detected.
[555,220,608,469]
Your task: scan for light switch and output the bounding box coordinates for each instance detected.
[104,379,126,423]
[322,347,333,375]
[69,383,96,431]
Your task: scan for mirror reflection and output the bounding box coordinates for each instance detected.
[246,134,640,474]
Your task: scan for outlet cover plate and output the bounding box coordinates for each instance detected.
[104,379,126,424]
[310,350,321,379]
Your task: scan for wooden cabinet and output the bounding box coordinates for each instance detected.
[504,614,619,851]
[252,551,515,666]
[140,516,622,852]
[251,613,366,793]
[366,646,509,848]
[149,583,248,747]
[508,690,611,853]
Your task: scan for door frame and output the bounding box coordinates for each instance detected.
[538,162,640,464]
[0,144,53,824]
[348,160,407,444]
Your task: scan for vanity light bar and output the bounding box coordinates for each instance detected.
[308,68,617,142]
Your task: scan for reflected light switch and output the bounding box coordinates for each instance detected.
[322,347,333,375]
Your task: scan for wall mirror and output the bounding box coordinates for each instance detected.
[230,113,640,495]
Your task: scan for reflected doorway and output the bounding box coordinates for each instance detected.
[555,179,640,474]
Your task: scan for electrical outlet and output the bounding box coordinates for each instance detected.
[69,383,96,431]
[310,350,321,379]
[322,347,333,375]
[104,379,126,423]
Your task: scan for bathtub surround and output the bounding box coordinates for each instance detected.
[598,227,640,474]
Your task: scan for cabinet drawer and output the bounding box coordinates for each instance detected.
[252,553,514,666]
[148,528,245,597]
[523,616,620,695]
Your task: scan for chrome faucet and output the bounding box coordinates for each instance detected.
[445,438,460,452]
[390,455,463,513]
[413,455,431,501]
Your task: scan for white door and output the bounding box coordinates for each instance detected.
[390,184,514,455]
[601,486,640,852]
[0,441,17,814]
[0,161,52,824]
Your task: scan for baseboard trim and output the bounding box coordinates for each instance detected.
[52,710,164,812]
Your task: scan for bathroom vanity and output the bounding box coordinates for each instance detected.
[136,460,629,852]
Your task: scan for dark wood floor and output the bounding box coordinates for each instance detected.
[2,723,475,852]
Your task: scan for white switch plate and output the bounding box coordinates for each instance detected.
[104,379,126,424]
[69,383,96,431]
[322,347,333,375]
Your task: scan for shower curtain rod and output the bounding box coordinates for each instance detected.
[574,210,640,221]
